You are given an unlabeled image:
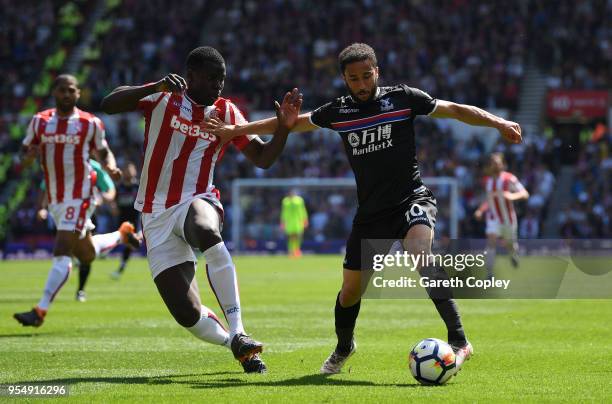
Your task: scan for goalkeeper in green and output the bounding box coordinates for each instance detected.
[281,190,308,257]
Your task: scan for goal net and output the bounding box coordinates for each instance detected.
[229,177,458,253]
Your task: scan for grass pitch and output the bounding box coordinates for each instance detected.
[1,255,611,403]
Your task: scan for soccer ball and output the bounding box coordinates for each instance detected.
[409,338,456,385]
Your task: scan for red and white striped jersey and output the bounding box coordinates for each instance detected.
[484,171,525,226]
[135,92,257,213]
[23,108,107,204]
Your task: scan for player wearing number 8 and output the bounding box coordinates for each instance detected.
[13,75,137,327]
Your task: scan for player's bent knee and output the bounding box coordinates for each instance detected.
[190,225,222,251]
[185,213,222,250]
[169,304,200,328]
[79,252,95,265]
[339,286,361,307]
[74,246,96,264]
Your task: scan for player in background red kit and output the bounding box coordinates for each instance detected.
[475,153,529,278]
[14,74,139,327]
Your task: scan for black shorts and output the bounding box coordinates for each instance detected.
[343,187,437,270]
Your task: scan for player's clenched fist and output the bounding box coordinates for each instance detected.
[498,120,522,144]
[155,74,187,94]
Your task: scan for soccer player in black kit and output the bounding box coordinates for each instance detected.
[111,161,141,279]
[206,43,522,374]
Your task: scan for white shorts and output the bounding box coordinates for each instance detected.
[486,219,517,242]
[48,200,96,239]
[141,197,222,279]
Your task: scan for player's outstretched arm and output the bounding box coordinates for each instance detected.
[240,89,303,169]
[101,74,186,114]
[205,90,316,140]
[430,100,522,144]
[503,188,530,201]
[205,112,315,141]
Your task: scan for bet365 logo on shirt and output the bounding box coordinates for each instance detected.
[170,115,217,142]
[41,134,81,144]
[348,124,393,155]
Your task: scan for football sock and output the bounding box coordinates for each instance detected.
[38,256,72,310]
[288,237,297,255]
[433,298,466,345]
[334,292,361,354]
[186,305,230,347]
[118,247,132,273]
[78,262,91,292]
[203,242,244,338]
[420,266,466,345]
[92,231,121,257]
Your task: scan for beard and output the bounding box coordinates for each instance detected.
[347,80,378,104]
[56,99,76,114]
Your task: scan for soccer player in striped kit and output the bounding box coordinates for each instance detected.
[35,157,140,303]
[101,47,302,373]
[14,75,138,327]
[474,153,529,277]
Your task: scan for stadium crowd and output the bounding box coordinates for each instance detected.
[80,0,530,112]
[560,139,611,238]
[1,0,610,252]
[531,0,611,90]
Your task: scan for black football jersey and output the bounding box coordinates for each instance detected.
[116,180,139,209]
[310,85,436,223]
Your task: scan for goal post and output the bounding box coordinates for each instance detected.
[230,177,459,253]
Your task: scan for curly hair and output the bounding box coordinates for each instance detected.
[338,43,377,73]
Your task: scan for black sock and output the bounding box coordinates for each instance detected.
[334,292,361,353]
[432,298,466,345]
[118,248,132,273]
[78,263,91,292]
[421,266,466,345]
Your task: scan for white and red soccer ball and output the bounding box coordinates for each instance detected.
[409,338,457,385]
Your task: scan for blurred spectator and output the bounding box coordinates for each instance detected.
[520,210,540,238]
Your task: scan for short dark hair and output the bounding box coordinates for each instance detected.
[186,46,225,70]
[52,74,78,89]
[338,43,377,73]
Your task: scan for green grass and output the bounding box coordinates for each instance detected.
[1,256,611,403]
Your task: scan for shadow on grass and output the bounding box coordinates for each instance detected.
[0,333,52,338]
[12,373,217,387]
[12,372,425,389]
[188,373,419,389]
